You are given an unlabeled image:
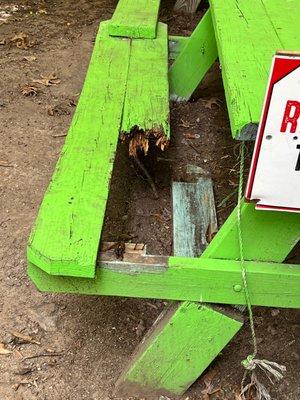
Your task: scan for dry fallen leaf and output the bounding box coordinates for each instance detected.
[0,160,14,167]
[10,32,31,49]
[33,73,61,86]
[11,331,40,345]
[0,38,6,45]
[20,84,38,97]
[200,369,221,399]
[183,132,200,140]
[0,343,12,355]
[179,118,190,128]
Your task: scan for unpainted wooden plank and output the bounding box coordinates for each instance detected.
[169,9,218,100]
[28,255,300,308]
[209,0,300,138]
[121,22,170,154]
[115,171,242,397]
[27,22,131,278]
[174,0,202,14]
[172,177,217,256]
[109,0,161,39]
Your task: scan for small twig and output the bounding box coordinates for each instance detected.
[22,352,63,361]
[132,155,159,200]
[186,139,201,155]
[0,161,14,167]
[217,188,238,208]
[51,133,67,138]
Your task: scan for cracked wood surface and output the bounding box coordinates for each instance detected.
[27,18,170,278]
[109,0,161,39]
[121,22,170,153]
[209,0,300,138]
[27,21,131,278]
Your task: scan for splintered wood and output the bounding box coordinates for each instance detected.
[123,128,169,157]
[28,18,170,278]
[121,22,170,156]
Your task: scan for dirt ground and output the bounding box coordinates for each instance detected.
[0,1,299,399]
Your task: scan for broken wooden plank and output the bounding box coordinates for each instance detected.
[121,22,170,155]
[115,168,242,397]
[28,256,300,308]
[209,0,300,138]
[169,9,218,100]
[27,21,131,278]
[109,0,161,39]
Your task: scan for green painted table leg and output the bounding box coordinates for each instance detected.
[115,168,243,397]
[169,9,218,100]
[116,303,242,397]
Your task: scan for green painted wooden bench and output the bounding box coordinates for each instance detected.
[170,0,300,139]
[28,16,169,279]
[27,0,300,397]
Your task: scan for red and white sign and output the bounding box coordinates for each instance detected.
[245,53,300,213]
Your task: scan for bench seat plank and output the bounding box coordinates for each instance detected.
[121,22,170,151]
[109,0,161,39]
[209,0,300,138]
[27,22,131,278]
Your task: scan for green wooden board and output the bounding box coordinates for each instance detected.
[109,0,161,39]
[169,9,218,100]
[116,170,242,397]
[202,201,300,262]
[209,0,300,138]
[121,22,170,147]
[27,22,131,278]
[28,257,300,308]
[117,304,242,397]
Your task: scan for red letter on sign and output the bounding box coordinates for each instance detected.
[280,100,300,133]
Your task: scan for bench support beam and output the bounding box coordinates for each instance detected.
[29,200,300,309]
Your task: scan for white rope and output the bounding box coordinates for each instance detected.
[237,142,286,400]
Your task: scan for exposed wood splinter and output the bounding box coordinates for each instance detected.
[122,128,169,157]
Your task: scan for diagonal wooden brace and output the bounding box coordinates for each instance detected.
[115,168,243,397]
